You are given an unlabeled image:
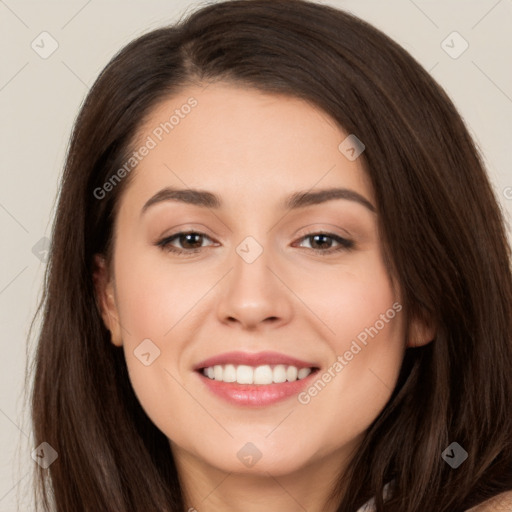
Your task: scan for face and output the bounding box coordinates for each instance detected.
[94,82,431,480]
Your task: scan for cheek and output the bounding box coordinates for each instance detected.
[113,243,193,341]
[111,248,208,434]
[114,273,189,437]
[335,263,404,386]
[294,255,404,435]
[296,253,401,347]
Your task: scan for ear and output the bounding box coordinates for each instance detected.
[92,254,123,347]
[407,311,436,348]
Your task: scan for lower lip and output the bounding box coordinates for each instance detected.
[196,369,319,407]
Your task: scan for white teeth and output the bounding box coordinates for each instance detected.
[214,365,223,381]
[286,365,298,382]
[223,364,236,382]
[254,365,273,384]
[236,365,253,384]
[273,364,287,383]
[201,364,314,384]
[298,367,312,380]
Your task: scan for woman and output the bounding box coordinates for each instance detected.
[29,0,512,510]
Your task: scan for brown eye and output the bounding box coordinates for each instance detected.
[157,231,216,254]
[175,233,205,249]
[295,232,354,255]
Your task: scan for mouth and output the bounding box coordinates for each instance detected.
[197,363,319,385]
[193,351,320,407]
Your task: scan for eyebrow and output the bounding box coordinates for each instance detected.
[140,186,376,216]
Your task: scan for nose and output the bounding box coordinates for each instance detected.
[215,241,294,331]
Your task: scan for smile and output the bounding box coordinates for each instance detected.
[201,364,314,384]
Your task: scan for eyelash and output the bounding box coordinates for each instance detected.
[156,231,354,256]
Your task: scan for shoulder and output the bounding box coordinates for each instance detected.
[465,490,512,511]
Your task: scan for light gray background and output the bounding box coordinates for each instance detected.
[1,0,511,510]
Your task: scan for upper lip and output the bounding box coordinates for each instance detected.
[193,351,319,371]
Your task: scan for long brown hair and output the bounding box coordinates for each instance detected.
[27,0,512,510]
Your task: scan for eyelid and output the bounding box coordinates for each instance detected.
[293,222,353,240]
[156,230,218,251]
[291,232,354,254]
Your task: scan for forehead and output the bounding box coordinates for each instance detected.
[121,81,373,211]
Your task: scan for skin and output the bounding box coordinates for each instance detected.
[94,82,434,512]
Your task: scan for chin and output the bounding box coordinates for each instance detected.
[200,440,318,477]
